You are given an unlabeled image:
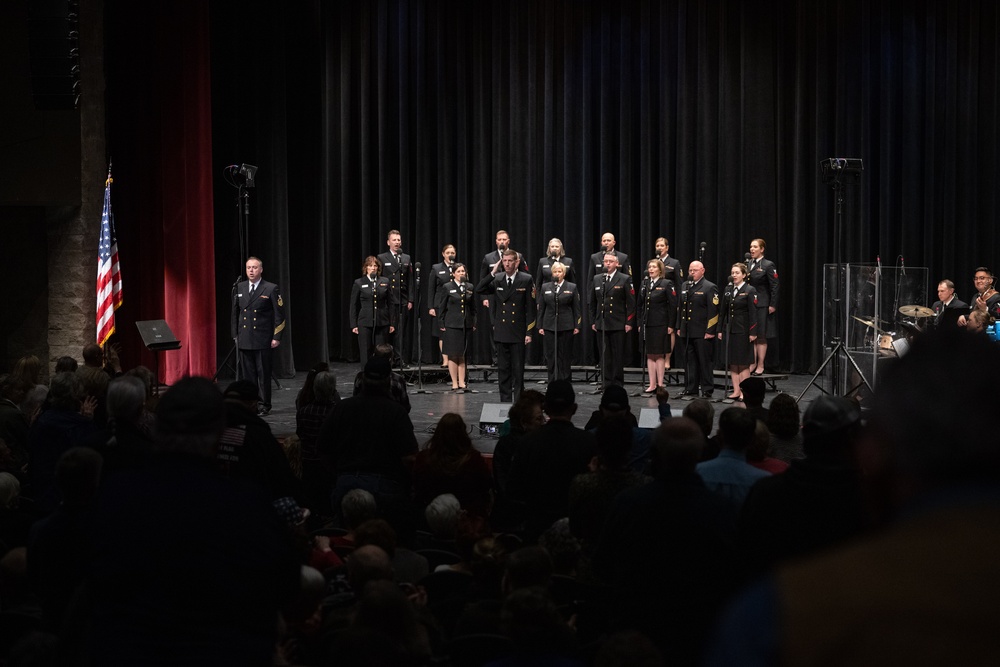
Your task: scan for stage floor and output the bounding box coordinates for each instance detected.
[252,363,834,453]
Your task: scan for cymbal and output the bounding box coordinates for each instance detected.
[899,304,935,318]
[852,315,880,330]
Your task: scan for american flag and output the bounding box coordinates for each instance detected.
[96,171,123,345]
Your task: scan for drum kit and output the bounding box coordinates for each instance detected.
[854,304,935,356]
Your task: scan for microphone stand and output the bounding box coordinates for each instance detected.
[553,280,562,383]
[595,274,610,394]
[371,275,379,361]
[414,265,428,393]
[633,278,650,397]
[720,284,735,404]
[214,276,244,382]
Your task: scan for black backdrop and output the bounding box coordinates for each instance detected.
[205,0,999,375]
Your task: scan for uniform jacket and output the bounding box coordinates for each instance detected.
[637,277,677,329]
[349,276,396,328]
[436,279,477,329]
[476,270,536,343]
[589,250,632,278]
[590,271,636,331]
[677,277,719,338]
[719,283,759,335]
[232,279,285,349]
[535,256,576,287]
[747,257,779,310]
[537,280,582,332]
[429,262,456,305]
[377,251,414,305]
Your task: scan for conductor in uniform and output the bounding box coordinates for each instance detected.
[377,229,414,368]
[677,260,719,398]
[477,249,535,402]
[232,256,285,416]
[590,253,635,390]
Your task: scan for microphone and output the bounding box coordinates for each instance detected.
[368,272,377,281]
[744,252,752,262]
[699,242,707,260]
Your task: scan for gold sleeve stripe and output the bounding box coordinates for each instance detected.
[707,316,718,328]
[274,321,286,334]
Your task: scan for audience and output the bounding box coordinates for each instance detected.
[295,369,340,514]
[695,407,771,510]
[765,392,804,461]
[592,417,739,664]
[745,419,789,474]
[712,330,1000,665]
[413,413,492,518]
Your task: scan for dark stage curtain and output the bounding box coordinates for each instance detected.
[105,0,217,384]
[197,0,999,375]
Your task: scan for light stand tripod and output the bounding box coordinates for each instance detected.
[798,158,870,401]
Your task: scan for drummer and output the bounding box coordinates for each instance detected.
[931,279,967,329]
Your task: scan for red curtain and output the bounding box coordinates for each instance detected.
[106,0,216,384]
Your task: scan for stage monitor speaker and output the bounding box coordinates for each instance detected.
[135,319,182,351]
[479,403,510,437]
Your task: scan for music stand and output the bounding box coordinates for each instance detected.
[135,319,182,396]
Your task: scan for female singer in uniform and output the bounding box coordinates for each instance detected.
[747,238,779,375]
[638,259,677,392]
[535,238,575,287]
[428,244,457,367]
[350,256,396,362]
[718,262,759,399]
[436,263,476,392]
[536,261,581,383]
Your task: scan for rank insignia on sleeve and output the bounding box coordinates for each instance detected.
[277,295,284,307]
[713,294,720,306]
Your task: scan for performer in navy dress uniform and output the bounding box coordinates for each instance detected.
[477,249,536,402]
[718,262,759,399]
[537,261,581,383]
[535,238,576,287]
[428,244,457,366]
[747,238,779,375]
[638,259,677,393]
[590,253,636,390]
[436,264,476,392]
[350,256,396,363]
[377,230,414,368]
[231,256,285,416]
[677,261,719,398]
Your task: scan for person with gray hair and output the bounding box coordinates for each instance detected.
[86,376,300,664]
[95,376,154,474]
[424,493,461,539]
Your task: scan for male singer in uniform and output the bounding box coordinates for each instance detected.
[477,249,535,402]
[590,253,635,390]
[589,232,632,278]
[377,230,414,368]
[232,256,285,416]
[677,260,719,398]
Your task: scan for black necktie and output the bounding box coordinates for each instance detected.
[249,283,255,297]
[507,277,512,289]
[605,274,611,284]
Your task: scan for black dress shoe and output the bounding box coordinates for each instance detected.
[701,391,714,398]
[257,407,271,416]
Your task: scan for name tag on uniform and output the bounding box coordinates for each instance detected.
[449,288,457,294]
[362,284,371,289]
[544,290,553,294]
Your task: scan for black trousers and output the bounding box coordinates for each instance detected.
[543,329,574,383]
[683,335,715,394]
[358,325,389,364]
[389,307,410,366]
[239,347,273,408]
[497,340,526,402]
[597,329,625,389]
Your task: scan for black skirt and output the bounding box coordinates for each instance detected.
[442,327,472,358]
[644,324,671,354]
